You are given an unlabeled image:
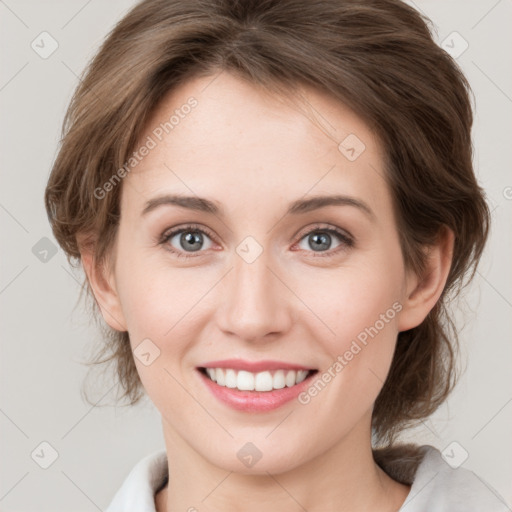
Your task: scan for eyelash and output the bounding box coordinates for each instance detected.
[158,223,354,259]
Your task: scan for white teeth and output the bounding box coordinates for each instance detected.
[216,368,226,386]
[254,371,273,391]
[296,370,309,384]
[237,370,255,390]
[203,367,312,392]
[273,370,286,389]
[285,370,296,387]
[225,369,237,388]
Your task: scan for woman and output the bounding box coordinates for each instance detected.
[44,0,510,510]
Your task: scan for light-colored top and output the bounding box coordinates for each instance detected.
[105,444,511,511]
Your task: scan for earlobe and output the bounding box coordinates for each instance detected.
[397,226,454,332]
[79,243,128,332]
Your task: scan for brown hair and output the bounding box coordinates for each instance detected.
[44,0,490,448]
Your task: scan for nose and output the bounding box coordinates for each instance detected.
[215,247,293,343]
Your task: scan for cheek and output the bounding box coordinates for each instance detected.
[299,260,401,341]
[115,248,208,339]
[300,289,400,424]
[115,255,209,403]
[297,260,402,394]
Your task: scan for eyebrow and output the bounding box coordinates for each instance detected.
[141,193,375,221]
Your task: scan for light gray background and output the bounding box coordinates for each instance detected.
[1,0,511,510]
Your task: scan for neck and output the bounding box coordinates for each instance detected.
[155,417,411,512]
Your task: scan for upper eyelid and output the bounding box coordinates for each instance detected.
[162,223,215,239]
[295,223,352,241]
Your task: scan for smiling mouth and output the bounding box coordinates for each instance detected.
[198,367,318,392]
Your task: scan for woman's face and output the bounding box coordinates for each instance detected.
[100,71,423,473]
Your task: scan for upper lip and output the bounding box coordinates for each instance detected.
[198,359,315,373]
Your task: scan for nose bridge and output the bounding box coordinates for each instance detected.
[216,242,289,340]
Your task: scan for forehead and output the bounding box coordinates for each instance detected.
[123,71,390,220]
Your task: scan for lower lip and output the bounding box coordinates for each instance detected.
[197,369,316,412]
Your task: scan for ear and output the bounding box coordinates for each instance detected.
[396,225,454,332]
[78,236,128,332]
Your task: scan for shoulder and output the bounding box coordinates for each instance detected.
[105,450,168,512]
[376,443,511,512]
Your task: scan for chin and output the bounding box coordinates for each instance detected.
[201,439,311,476]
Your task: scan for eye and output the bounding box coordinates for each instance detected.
[159,223,215,258]
[158,223,354,259]
[295,225,354,257]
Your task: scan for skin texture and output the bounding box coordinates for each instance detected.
[81,71,454,512]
